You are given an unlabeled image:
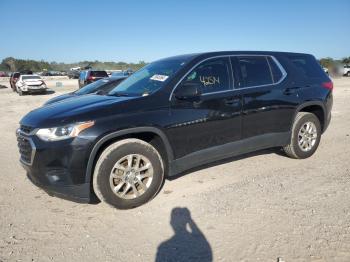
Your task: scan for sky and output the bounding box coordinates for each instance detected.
[1,0,349,63]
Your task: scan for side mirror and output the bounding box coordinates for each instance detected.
[174,82,202,101]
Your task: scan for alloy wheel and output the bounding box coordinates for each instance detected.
[109,154,154,200]
[298,121,318,152]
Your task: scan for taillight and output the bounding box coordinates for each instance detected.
[87,76,95,81]
[322,81,333,90]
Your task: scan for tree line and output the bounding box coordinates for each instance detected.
[0,56,349,73]
[319,57,350,68]
[0,57,147,72]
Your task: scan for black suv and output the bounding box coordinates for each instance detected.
[17,51,333,209]
[78,70,109,88]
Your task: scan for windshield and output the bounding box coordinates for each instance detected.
[108,58,188,96]
[22,76,41,80]
[75,78,124,95]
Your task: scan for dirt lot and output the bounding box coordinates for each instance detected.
[0,77,349,262]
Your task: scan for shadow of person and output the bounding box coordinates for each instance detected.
[155,207,212,262]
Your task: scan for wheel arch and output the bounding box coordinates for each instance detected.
[85,127,173,184]
[294,101,326,132]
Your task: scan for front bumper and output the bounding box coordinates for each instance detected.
[19,85,47,93]
[16,129,95,203]
[23,164,91,203]
[27,86,47,93]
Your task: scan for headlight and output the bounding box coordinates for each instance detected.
[36,121,95,141]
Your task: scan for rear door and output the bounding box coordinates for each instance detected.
[232,55,298,139]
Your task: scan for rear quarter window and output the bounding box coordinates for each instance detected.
[288,55,325,78]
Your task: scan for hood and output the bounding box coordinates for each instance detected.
[44,93,76,105]
[21,94,136,127]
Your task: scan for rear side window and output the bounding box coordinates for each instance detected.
[181,57,231,94]
[91,71,108,77]
[238,56,273,87]
[288,55,325,78]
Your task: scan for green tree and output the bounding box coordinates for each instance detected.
[342,57,350,65]
[319,57,334,68]
[2,57,17,71]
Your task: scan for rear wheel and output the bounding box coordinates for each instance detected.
[347,71,350,77]
[283,112,321,159]
[93,139,165,209]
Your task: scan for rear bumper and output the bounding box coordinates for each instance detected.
[323,91,333,133]
[323,111,331,133]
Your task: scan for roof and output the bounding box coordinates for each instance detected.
[194,50,312,59]
[155,51,313,64]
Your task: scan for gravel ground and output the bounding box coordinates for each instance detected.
[0,77,349,262]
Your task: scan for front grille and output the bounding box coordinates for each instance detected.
[17,135,33,164]
[20,125,34,134]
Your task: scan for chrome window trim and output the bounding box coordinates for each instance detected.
[169,54,287,101]
[201,89,235,97]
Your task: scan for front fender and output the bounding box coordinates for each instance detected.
[85,127,174,183]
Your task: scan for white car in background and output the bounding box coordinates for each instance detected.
[343,65,350,76]
[15,75,47,96]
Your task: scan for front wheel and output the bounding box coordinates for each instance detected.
[93,139,165,209]
[17,87,24,96]
[283,112,321,159]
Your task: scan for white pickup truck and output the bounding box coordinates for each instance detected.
[343,65,350,76]
[15,75,47,96]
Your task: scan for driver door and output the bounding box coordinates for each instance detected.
[167,57,242,159]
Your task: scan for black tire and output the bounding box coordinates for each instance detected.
[93,138,165,209]
[18,88,24,96]
[347,71,350,77]
[283,112,321,159]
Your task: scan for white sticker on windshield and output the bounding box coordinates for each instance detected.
[150,74,169,82]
